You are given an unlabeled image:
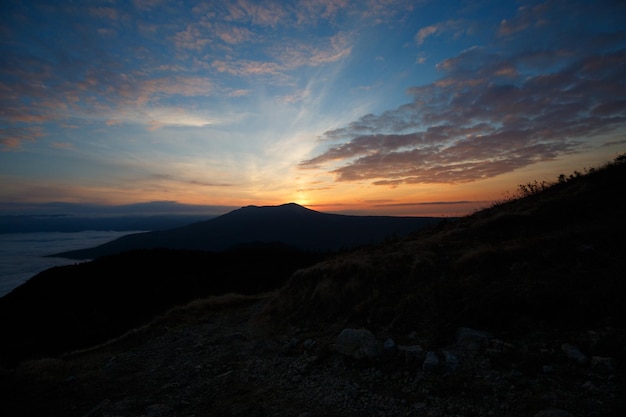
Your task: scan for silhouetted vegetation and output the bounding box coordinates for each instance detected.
[261,154,626,347]
[0,245,326,367]
[2,153,626,373]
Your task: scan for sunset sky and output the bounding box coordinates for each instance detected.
[2,0,625,217]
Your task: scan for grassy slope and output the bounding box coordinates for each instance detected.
[2,156,625,369]
[259,156,626,350]
[1,156,625,417]
[0,246,326,367]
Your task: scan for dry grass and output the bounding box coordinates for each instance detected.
[258,154,626,347]
[60,292,270,367]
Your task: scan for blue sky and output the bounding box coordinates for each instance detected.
[1,0,625,216]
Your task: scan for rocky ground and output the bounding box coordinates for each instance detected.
[4,158,626,417]
[1,294,623,417]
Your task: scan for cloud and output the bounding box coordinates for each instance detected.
[210,32,352,81]
[373,200,477,207]
[498,2,551,37]
[415,19,468,46]
[214,24,255,44]
[273,32,353,68]
[416,25,438,46]
[150,173,235,188]
[301,1,626,186]
[282,88,312,104]
[87,7,120,20]
[144,109,218,130]
[0,0,401,140]
[50,141,74,149]
[227,89,252,97]
[359,0,418,24]
[0,127,45,150]
[133,0,166,11]
[295,0,350,24]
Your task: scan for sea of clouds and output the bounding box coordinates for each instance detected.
[0,231,141,297]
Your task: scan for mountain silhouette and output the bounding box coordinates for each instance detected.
[2,156,626,417]
[51,203,443,259]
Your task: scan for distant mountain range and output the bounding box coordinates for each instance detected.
[0,214,217,234]
[51,203,444,259]
[0,201,234,233]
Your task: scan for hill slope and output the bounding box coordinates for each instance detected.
[1,156,625,417]
[51,203,442,259]
[0,246,326,367]
[261,158,626,341]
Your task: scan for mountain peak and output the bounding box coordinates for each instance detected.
[237,202,313,212]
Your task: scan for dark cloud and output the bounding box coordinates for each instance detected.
[0,201,235,216]
[301,0,626,186]
[374,201,476,207]
[150,173,236,188]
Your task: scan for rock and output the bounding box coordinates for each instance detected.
[591,356,615,375]
[582,380,599,391]
[534,409,573,417]
[542,365,554,374]
[443,350,458,372]
[422,351,439,373]
[490,338,514,352]
[303,339,316,350]
[383,337,397,354]
[399,345,425,365]
[335,329,382,360]
[145,404,171,417]
[456,327,492,350]
[222,332,247,342]
[282,337,300,355]
[561,343,587,365]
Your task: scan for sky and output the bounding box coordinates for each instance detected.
[1,0,625,217]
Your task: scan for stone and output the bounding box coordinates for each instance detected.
[561,343,587,365]
[399,345,425,365]
[591,356,615,375]
[335,329,382,360]
[443,350,458,372]
[582,380,599,391]
[303,339,316,350]
[145,404,171,417]
[534,409,573,417]
[456,327,492,350]
[422,351,439,373]
[383,337,397,354]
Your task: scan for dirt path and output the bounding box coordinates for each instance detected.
[2,294,624,417]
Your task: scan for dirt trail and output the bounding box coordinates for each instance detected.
[1,294,624,417]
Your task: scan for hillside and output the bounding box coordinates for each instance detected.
[51,203,442,259]
[261,157,626,341]
[1,155,625,416]
[0,246,326,367]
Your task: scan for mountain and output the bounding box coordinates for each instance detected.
[51,203,444,259]
[2,156,625,417]
[0,201,233,233]
[0,214,217,233]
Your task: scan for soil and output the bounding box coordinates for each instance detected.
[1,294,624,417]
